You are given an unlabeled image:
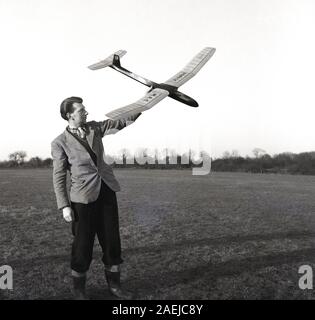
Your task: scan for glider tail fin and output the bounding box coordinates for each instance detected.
[113,54,121,67]
[88,50,127,70]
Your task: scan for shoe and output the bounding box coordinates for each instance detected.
[105,270,135,300]
[72,275,89,300]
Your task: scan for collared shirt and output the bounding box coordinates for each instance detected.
[68,126,86,139]
[66,126,98,167]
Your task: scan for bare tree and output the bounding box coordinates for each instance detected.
[135,147,155,165]
[231,149,239,158]
[118,148,131,165]
[168,148,178,165]
[154,148,160,165]
[28,156,42,167]
[222,151,231,159]
[9,151,27,166]
[161,148,169,165]
[252,148,266,158]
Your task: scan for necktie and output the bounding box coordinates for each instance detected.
[77,127,86,139]
[69,126,86,139]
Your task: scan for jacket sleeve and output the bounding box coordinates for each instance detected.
[51,141,70,210]
[97,113,142,138]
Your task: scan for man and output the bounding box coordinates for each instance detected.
[51,96,141,300]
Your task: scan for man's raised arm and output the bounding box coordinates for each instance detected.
[51,141,70,210]
[97,113,142,138]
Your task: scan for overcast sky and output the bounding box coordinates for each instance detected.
[0,0,314,160]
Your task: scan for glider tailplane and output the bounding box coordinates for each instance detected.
[88,50,127,70]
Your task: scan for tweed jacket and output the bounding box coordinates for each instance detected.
[51,114,141,210]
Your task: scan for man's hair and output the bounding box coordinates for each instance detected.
[60,96,83,120]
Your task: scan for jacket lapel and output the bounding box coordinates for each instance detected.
[64,127,97,168]
[64,125,95,152]
[64,128,85,150]
[85,126,95,151]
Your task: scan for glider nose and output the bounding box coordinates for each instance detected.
[170,91,199,108]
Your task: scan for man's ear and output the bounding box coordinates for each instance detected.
[66,112,71,120]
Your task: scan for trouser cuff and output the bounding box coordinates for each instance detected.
[71,269,87,278]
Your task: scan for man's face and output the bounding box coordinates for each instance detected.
[68,102,88,126]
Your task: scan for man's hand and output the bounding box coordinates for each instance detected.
[62,206,73,222]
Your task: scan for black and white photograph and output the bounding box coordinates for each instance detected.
[1,0,315,305]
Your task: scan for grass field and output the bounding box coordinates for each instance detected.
[1,168,315,300]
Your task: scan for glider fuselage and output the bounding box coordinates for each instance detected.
[111,55,199,108]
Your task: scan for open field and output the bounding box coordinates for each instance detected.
[1,169,315,300]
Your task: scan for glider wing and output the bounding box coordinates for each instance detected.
[164,47,216,88]
[105,88,169,120]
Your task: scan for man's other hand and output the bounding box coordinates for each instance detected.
[62,206,73,222]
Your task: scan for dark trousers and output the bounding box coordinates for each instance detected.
[70,180,124,273]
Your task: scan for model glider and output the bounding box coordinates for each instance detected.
[88,47,216,120]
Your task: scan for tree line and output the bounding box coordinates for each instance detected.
[212,148,315,175]
[1,148,315,175]
[0,151,53,168]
